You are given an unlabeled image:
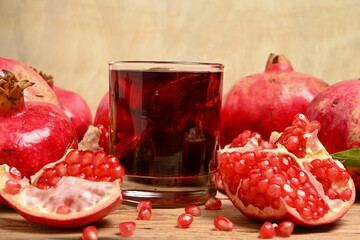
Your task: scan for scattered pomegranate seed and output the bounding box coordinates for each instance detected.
[214,216,234,231]
[137,200,152,211]
[275,221,294,237]
[259,221,275,239]
[205,197,222,210]
[82,225,98,240]
[177,213,194,228]
[119,221,136,237]
[4,180,21,195]
[185,205,201,216]
[138,208,151,220]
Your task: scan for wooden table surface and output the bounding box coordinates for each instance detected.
[0,192,359,240]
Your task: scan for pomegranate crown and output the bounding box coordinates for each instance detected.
[31,67,54,88]
[265,53,294,73]
[0,69,34,113]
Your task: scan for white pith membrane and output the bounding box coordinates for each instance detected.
[20,176,119,216]
[218,130,355,225]
[78,125,103,152]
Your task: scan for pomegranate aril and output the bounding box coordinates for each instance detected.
[65,150,81,164]
[138,208,151,220]
[68,164,81,176]
[267,184,281,198]
[285,136,300,151]
[82,165,94,177]
[82,225,98,240]
[55,162,67,176]
[137,200,152,211]
[205,197,222,210]
[294,196,306,209]
[299,207,312,220]
[340,188,352,201]
[326,166,339,181]
[259,221,275,239]
[119,222,136,237]
[275,221,294,237]
[56,205,72,214]
[80,150,94,166]
[177,213,194,228]
[214,215,234,231]
[334,170,350,187]
[4,180,21,195]
[243,152,256,165]
[107,155,119,167]
[9,167,22,180]
[185,205,201,216]
[94,163,110,177]
[93,151,107,166]
[43,168,57,179]
[256,179,269,194]
[48,176,61,186]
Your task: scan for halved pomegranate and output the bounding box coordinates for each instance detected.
[218,114,355,226]
[0,149,124,229]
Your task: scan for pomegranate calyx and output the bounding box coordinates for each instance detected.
[31,67,54,88]
[331,149,360,169]
[265,53,294,73]
[0,69,34,114]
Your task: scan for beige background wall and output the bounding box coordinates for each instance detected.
[0,0,359,116]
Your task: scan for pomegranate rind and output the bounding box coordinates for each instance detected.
[218,132,355,226]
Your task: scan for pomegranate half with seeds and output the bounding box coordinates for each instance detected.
[218,114,355,226]
[0,149,124,228]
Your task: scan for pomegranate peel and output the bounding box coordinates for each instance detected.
[218,114,355,226]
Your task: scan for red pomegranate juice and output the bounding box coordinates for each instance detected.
[109,62,223,207]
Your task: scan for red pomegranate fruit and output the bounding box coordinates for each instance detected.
[0,149,124,229]
[0,57,59,106]
[220,53,328,147]
[306,79,360,193]
[34,69,93,141]
[0,70,78,178]
[306,79,360,153]
[218,114,355,226]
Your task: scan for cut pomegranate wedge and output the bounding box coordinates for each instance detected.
[0,149,124,229]
[218,114,355,226]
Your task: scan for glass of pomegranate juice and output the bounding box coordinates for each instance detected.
[109,61,223,207]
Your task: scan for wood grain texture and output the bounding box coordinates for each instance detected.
[0,192,359,239]
[0,0,359,116]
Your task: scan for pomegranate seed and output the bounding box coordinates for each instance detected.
[138,208,151,220]
[243,152,256,165]
[68,164,81,176]
[256,179,269,194]
[4,180,21,195]
[339,188,352,201]
[82,225,98,240]
[334,170,350,187]
[43,168,57,179]
[276,221,294,237]
[48,176,61,186]
[177,213,193,228]
[326,166,339,181]
[55,162,67,176]
[56,205,72,214]
[107,155,119,167]
[326,188,339,200]
[111,165,125,180]
[137,200,152,211]
[9,167,22,180]
[285,136,300,151]
[82,165,94,177]
[214,215,234,231]
[259,221,275,239]
[94,163,110,177]
[119,222,136,237]
[80,150,94,166]
[185,205,201,216]
[205,197,222,210]
[65,150,81,164]
[267,183,281,198]
[93,151,107,166]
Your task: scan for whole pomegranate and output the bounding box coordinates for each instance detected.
[306,79,360,192]
[306,79,360,153]
[220,53,328,146]
[0,57,59,106]
[34,69,93,141]
[218,114,355,226]
[0,70,78,178]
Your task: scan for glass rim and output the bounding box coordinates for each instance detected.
[109,60,224,71]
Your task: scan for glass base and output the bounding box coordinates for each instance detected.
[121,174,217,208]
